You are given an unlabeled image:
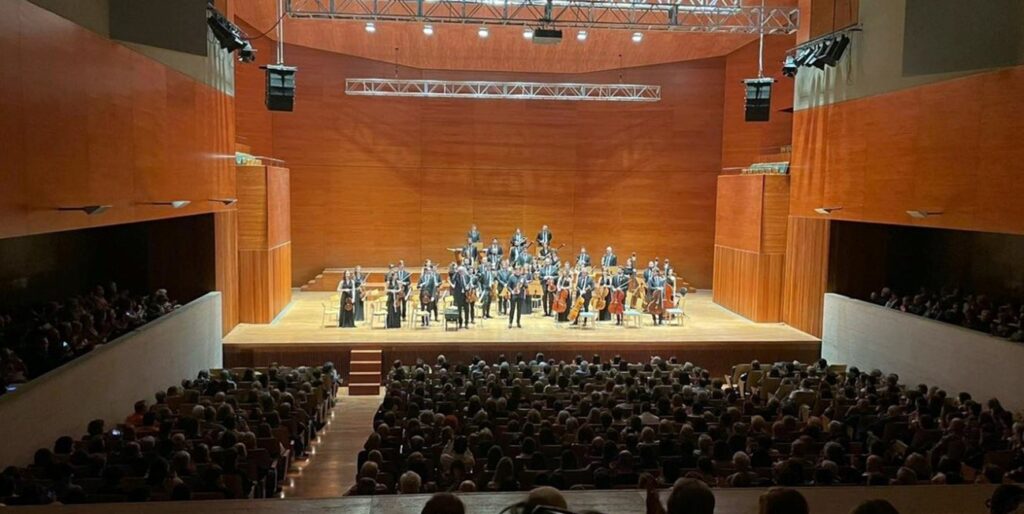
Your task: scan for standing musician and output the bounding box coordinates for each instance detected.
[663,258,673,276]
[536,225,553,247]
[539,257,559,317]
[621,256,636,278]
[461,237,479,264]
[485,238,503,266]
[337,270,357,328]
[467,224,481,244]
[507,265,527,329]
[610,267,630,325]
[556,262,574,322]
[466,264,478,325]
[643,261,658,284]
[514,245,533,269]
[648,268,666,326]
[601,246,617,268]
[353,265,367,322]
[521,263,534,315]
[417,262,440,325]
[571,265,595,326]
[477,264,495,319]
[576,247,592,268]
[510,227,528,249]
[396,260,412,320]
[496,260,512,315]
[597,268,613,322]
[385,268,403,329]
[451,265,472,329]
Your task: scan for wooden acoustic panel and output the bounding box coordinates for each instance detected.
[238,242,292,324]
[214,210,240,335]
[782,216,830,337]
[789,65,1024,235]
[715,175,766,253]
[236,42,726,288]
[712,246,785,322]
[0,0,235,240]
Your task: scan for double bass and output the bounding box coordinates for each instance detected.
[645,287,665,317]
[626,274,646,309]
[608,283,625,316]
[552,277,569,314]
[591,271,608,312]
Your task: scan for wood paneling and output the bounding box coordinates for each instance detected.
[215,210,240,335]
[239,242,293,324]
[236,165,292,324]
[798,0,859,44]
[761,176,791,254]
[712,246,785,322]
[720,37,795,171]
[789,65,1024,235]
[236,43,725,288]
[715,175,766,253]
[234,9,775,74]
[782,216,830,337]
[0,0,235,240]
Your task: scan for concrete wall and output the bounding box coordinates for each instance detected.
[0,293,223,468]
[823,293,1024,411]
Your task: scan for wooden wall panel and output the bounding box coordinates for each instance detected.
[790,65,1024,235]
[782,216,830,337]
[270,243,293,318]
[798,0,859,44]
[715,175,765,253]
[761,175,791,254]
[215,210,240,335]
[0,0,235,240]
[712,246,784,323]
[238,249,270,323]
[237,43,726,288]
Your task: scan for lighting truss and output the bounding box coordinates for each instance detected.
[288,0,799,35]
[345,78,661,102]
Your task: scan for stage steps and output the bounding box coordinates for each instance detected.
[348,349,382,396]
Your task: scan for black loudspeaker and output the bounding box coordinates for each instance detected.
[262,64,297,112]
[743,78,774,122]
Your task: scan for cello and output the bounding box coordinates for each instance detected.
[627,274,646,309]
[591,270,608,312]
[608,274,625,316]
[567,269,587,322]
[645,287,664,317]
[552,275,569,314]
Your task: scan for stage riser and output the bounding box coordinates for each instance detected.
[224,340,821,379]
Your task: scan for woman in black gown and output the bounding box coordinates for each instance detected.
[338,271,356,328]
[353,265,366,322]
[385,271,402,329]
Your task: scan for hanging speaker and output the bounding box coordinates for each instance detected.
[262,64,297,112]
[743,78,774,122]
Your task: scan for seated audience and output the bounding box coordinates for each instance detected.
[869,285,1024,341]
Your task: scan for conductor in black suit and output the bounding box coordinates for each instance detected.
[452,266,472,329]
[507,266,527,329]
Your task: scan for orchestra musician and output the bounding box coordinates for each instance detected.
[353,265,367,322]
[576,247,592,268]
[485,238,503,266]
[510,227,528,249]
[385,268,403,329]
[477,264,495,319]
[496,261,511,315]
[597,268,613,322]
[461,237,479,264]
[467,224,481,244]
[337,270,356,328]
[536,225,553,247]
[571,265,595,326]
[556,262,573,322]
[601,246,617,268]
[521,263,534,315]
[539,257,559,317]
[610,267,629,325]
[418,262,440,325]
[452,265,472,329]
[648,267,666,326]
[396,260,412,320]
[514,245,532,269]
[643,260,658,284]
[466,264,478,325]
[507,265,527,329]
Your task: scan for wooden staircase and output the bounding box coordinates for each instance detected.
[349,349,382,396]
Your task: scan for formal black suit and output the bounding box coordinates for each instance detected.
[417,271,440,324]
[397,269,412,320]
[536,230,553,247]
[468,229,481,244]
[451,272,472,328]
[477,269,494,318]
[485,244,503,265]
[576,253,592,268]
[572,274,595,325]
[496,268,512,314]
[600,254,618,268]
[507,273,527,327]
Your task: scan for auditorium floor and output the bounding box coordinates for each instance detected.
[224,290,818,345]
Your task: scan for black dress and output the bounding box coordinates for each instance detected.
[338,279,356,328]
[354,274,366,322]
[386,280,402,329]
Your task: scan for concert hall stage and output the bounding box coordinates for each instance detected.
[223,291,820,376]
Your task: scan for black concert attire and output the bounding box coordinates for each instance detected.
[467,273,478,324]
[648,275,666,325]
[576,253,592,268]
[354,272,366,321]
[452,272,472,328]
[338,279,356,328]
[461,244,479,265]
[515,251,532,269]
[397,268,412,320]
[496,267,512,315]
[386,276,403,329]
[477,269,494,319]
[507,273,527,328]
[643,266,657,284]
[571,272,594,326]
[418,271,440,325]
[597,273,613,321]
[540,264,559,316]
[600,253,618,268]
[521,267,534,315]
[556,272,573,322]
[536,229,553,247]
[485,243,503,266]
[468,229,481,244]
[611,274,630,325]
[510,232,528,249]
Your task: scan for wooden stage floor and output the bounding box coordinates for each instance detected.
[223,291,820,375]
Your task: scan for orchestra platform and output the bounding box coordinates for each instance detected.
[223,291,820,376]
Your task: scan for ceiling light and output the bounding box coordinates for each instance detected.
[577,30,587,42]
[523,28,534,39]
[478,26,489,38]
[365,22,376,33]
[631,32,643,43]
[423,24,433,36]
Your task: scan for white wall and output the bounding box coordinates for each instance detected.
[0,292,223,468]
[823,293,1024,411]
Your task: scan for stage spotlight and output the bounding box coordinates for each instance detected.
[810,40,831,69]
[819,35,850,66]
[523,28,534,39]
[577,30,587,42]
[423,24,434,36]
[631,32,643,43]
[207,7,245,52]
[478,26,489,38]
[238,41,257,63]
[365,22,376,33]
[793,46,814,67]
[782,55,797,77]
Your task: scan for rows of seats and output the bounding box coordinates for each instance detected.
[0,363,339,505]
[353,354,1021,497]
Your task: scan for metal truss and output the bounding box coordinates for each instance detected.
[288,0,799,35]
[346,78,661,102]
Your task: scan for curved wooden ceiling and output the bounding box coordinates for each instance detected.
[235,1,795,73]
